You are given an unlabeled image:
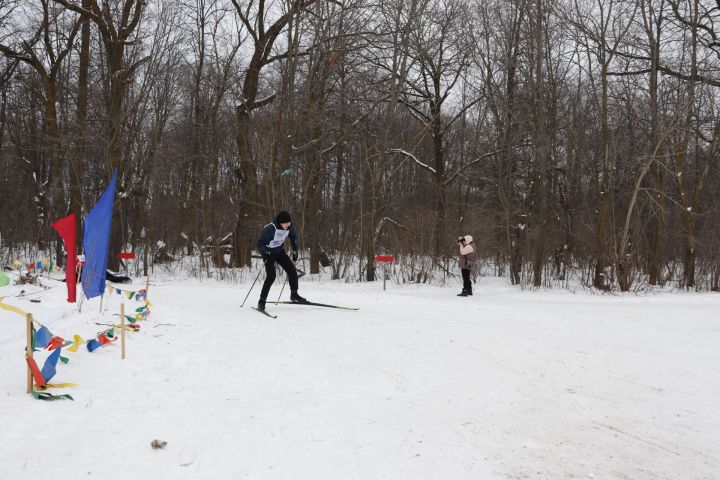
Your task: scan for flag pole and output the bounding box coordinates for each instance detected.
[26,314,33,394]
[120,303,126,360]
[78,263,85,313]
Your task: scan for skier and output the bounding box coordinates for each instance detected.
[457,235,477,296]
[256,211,307,311]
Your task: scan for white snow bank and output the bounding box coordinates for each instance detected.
[0,274,718,479]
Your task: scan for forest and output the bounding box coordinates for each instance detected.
[0,0,719,291]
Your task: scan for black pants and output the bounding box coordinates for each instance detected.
[462,268,472,291]
[260,250,298,301]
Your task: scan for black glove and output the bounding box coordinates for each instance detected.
[291,250,298,262]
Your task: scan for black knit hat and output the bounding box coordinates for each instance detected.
[276,211,292,224]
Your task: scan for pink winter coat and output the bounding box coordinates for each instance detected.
[459,235,477,270]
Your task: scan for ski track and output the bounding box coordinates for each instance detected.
[0,276,719,479]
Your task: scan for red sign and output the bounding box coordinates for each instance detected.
[375,255,394,263]
[117,252,136,260]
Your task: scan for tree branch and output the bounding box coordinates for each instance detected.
[388,148,437,174]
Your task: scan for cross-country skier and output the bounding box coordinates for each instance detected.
[256,211,307,311]
[457,235,477,296]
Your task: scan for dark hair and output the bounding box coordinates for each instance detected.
[276,211,292,223]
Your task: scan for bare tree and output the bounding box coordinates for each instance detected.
[0,1,80,261]
[393,0,477,258]
[228,0,317,267]
[49,0,148,268]
[566,0,638,290]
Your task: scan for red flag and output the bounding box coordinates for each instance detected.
[25,355,46,387]
[47,336,65,351]
[51,214,78,302]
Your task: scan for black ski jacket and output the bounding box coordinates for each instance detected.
[256,218,299,257]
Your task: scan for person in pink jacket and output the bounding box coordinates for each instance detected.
[457,235,477,296]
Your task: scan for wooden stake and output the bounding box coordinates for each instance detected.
[120,303,126,360]
[77,264,85,313]
[26,314,33,394]
[144,275,150,299]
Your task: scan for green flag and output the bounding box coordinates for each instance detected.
[0,233,10,287]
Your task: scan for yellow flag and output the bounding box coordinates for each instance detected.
[0,297,28,318]
[66,334,86,353]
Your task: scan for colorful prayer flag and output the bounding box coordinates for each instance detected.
[0,297,27,317]
[67,335,86,353]
[47,336,65,351]
[52,213,79,302]
[40,347,62,383]
[86,339,101,352]
[25,356,46,387]
[82,169,117,299]
[34,326,53,350]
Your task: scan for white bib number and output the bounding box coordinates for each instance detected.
[268,228,289,248]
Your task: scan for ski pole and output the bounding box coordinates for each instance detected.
[276,253,302,303]
[241,257,267,307]
[275,276,288,304]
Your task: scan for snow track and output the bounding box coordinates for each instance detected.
[1,277,718,479]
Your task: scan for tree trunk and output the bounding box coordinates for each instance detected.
[531,0,548,288]
[432,106,445,259]
[70,0,91,253]
[594,63,611,291]
[43,80,66,266]
[645,0,664,286]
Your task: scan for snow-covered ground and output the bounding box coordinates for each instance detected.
[1,272,719,479]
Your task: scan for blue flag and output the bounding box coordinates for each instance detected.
[86,339,101,352]
[82,169,117,299]
[40,347,62,383]
[34,326,53,350]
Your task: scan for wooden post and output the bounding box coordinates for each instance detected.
[26,314,33,394]
[77,263,85,313]
[144,275,150,299]
[120,303,126,360]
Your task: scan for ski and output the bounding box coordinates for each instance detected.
[274,301,359,311]
[251,307,277,318]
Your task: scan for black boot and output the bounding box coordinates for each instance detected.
[257,299,266,311]
[290,291,308,303]
[466,288,473,296]
[457,289,469,297]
